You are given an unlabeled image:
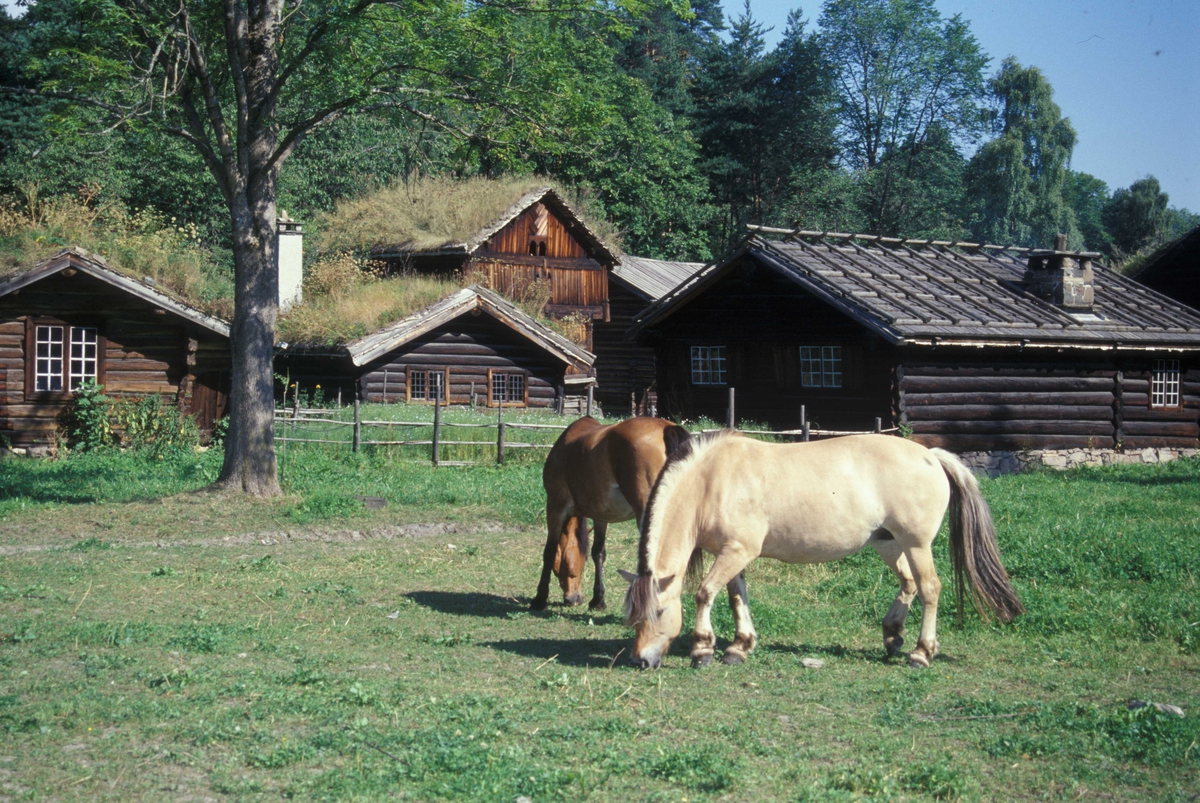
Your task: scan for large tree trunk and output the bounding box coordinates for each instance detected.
[217,179,282,495]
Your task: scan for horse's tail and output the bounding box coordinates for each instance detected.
[930,448,1024,625]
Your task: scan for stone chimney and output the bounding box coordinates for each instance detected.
[277,211,303,311]
[1023,233,1094,310]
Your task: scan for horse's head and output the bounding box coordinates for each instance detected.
[619,569,680,669]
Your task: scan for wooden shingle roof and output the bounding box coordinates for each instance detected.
[0,247,230,337]
[632,234,1200,350]
[613,255,704,300]
[346,284,595,369]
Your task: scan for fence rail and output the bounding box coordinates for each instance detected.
[273,389,898,467]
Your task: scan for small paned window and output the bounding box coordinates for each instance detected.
[407,369,446,402]
[35,325,64,392]
[800,346,842,388]
[70,327,99,388]
[490,371,527,406]
[1151,359,1180,408]
[690,346,727,385]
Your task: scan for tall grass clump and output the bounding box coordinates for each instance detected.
[0,187,233,317]
[277,255,460,345]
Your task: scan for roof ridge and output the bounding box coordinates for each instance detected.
[745,225,1102,259]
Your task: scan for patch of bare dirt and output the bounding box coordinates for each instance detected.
[0,521,525,556]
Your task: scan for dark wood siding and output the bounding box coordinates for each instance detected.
[592,280,655,414]
[466,258,607,311]
[1116,360,1200,449]
[0,271,230,446]
[648,258,894,428]
[359,318,565,407]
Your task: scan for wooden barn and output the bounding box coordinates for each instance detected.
[1131,224,1200,311]
[0,247,231,448]
[276,285,594,410]
[593,255,702,414]
[373,186,618,337]
[631,231,1200,452]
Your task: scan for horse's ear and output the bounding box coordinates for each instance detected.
[617,569,638,584]
[655,574,676,592]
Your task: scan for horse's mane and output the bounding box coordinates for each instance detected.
[624,429,737,626]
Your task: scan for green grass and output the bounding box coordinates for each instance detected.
[0,444,1197,801]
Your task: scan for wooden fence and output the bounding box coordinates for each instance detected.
[272,387,897,467]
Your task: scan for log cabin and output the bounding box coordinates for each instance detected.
[1131,224,1200,311]
[631,230,1200,453]
[0,248,231,449]
[594,255,702,415]
[338,179,701,415]
[276,285,595,410]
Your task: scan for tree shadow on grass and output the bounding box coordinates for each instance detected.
[482,637,630,668]
[404,590,528,619]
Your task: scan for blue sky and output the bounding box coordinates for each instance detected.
[727,0,1200,211]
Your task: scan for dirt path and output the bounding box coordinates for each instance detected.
[0,520,528,556]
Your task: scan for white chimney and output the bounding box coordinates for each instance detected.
[277,211,303,311]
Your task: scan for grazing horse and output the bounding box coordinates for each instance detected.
[621,431,1022,669]
[532,416,691,611]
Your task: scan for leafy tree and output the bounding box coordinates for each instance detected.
[818,0,987,170]
[1064,171,1111,253]
[1103,176,1170,258]
[965,58,1077,248]
[856,125,968,238]
[5,0,659,494]
[616,0,725,119]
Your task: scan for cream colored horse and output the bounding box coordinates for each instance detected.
[620,431,1022,669]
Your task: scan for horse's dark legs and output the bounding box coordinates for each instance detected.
[589,521,608,611]
[532,500,572,610]
[720,571,754,665]
[872,539,917,659]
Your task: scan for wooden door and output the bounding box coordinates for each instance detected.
[191,371,230,434]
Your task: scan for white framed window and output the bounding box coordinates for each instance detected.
[800,346,842,388]
[70,327,99,389]
[488,369,527,407]
[407,368,447,402]
[1151,359,1180,409]
[690,346,727,385]
[35,325,64,392]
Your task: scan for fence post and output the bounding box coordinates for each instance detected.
[875,417,882,434]
[799,405,806,430]
[496,403,505,464]
[471,382,476,410]
[352,396,361,453]
[586,385,594,418]
[432,395,441,467]
[803,420,810,443]
[292,387,300,419]
[382,369,388,404]
[727,387,736,430]
[557,385,565,415]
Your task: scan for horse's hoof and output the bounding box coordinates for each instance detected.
[908,651,930,669]
[588,600,607,612]
[530,597,548,611]
[884,635,904,658]
[719,652,745,666]
[691,653,713,668]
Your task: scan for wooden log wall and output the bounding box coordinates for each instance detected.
[898,356,1199,451]
[0,271,230,446]
[592,280,657,413]
[646,257,894,429]
[356,317,569,408]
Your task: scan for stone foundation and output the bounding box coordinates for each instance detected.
[958,447,1200,478]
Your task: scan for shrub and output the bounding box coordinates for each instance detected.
[110,395,201,454]
[65,379,113,451]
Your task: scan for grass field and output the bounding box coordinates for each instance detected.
[1,432,1198,802]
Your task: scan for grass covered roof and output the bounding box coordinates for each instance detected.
[314,174,622,257]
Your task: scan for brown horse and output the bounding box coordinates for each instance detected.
[532,416,691,611]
